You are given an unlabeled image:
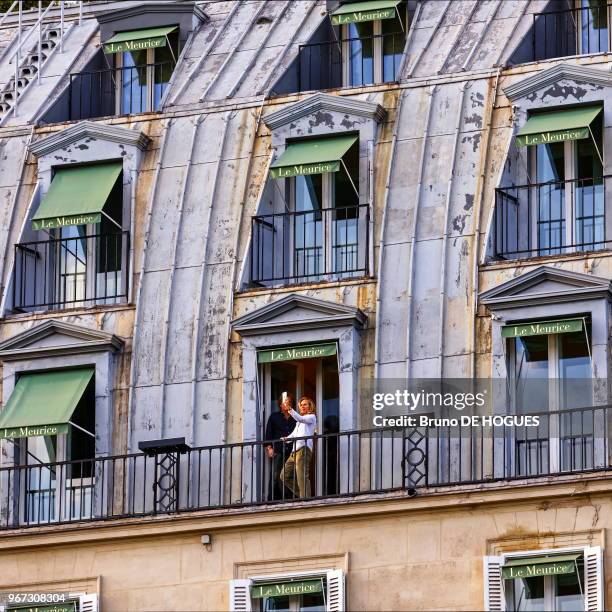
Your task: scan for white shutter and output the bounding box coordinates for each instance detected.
[79,593,99,612]
[326,569,345,612]
[584,546,604,612]
[229,579,252,612]
[484,556,505,611]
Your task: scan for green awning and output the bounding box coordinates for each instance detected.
[516,105,602,147]
[103,25,177,54]
[501,318,584,338]
[0,368,94,439]
[331,0,401,25]
[258,343,338,363]
[251,579,324,599]
[270,135,358,179]
[502,554,580,580]
[32,162,122,230]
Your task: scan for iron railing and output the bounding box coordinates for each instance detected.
[249,204,370,285]
[0,406,610,529]
[532,2,611,61]
[67,61,174,120]
[493,176,611,259]
[12,231,129,311]
[297,32,405,92]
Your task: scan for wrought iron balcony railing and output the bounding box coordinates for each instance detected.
[493,176,611,260]
[0,405,610,530]
[532,2,611,61]
[12,231,129,311]
[296,32,404,93]
[249,204,370,285]
[67,61,174,120]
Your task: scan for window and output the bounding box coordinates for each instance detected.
[100,26,180,115]
[578,0,609,55]
[250,134,367,286]
[506,318,594,474]
[230,570,345,612]
[484,547,603,612]
[259,345,340,500]
[14,162,128,311]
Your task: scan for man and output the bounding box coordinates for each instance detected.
[264,392,296,501]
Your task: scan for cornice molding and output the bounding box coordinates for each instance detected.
[479,266,612,310]
[96,2,207,26]
[232,294,367,336]
[29,121,150,157]
[0,319,124,361]
[263,92,387,130]
[503,63,612,101]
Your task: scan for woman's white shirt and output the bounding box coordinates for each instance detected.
[286,409,317,450]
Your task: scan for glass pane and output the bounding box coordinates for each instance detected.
[26,435,57,523]
[121,50,148,114]
[347,22,374,86]
[382,16,405,82]
[512,576,545,611]
[260,595,291,611]
[300,591,326,612]
[580,0,608,54]
[536,142,565,254]
[555,563,584,611]
[575,116,604,250]
[153,33,178,110]
[58,225,87,305]
[322,355,340,495]
[332,142,359,273]
[294,175,323,277]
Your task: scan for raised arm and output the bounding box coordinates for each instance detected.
[289,409,316,424]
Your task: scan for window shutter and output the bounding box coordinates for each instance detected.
[483,556,505,611]
[79,593,99,612]
[229,579,252,612]
[584,546,604,612]
[326,569,345,612]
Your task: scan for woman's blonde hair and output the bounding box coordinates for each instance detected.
[298,396,317,415]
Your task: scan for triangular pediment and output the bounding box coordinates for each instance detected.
[263,92,386,130]
[0,319,123,361]
[232,294,367,336]
[504,63,612,102]
[480,266,612,309]
[29,121,149,157]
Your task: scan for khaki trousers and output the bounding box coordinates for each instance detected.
[280,446,312,498]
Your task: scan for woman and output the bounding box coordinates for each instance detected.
[280,396,317,498]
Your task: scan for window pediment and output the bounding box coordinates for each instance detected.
[0,319,123,361]
[480,266,612,309]
[232,294,367,336]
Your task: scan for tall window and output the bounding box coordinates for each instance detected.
[531,111,603,255]
[579,0,609,54]
[116,31,178,114]
[342,9,407,87]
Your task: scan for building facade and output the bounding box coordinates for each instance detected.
[0,0,610,610]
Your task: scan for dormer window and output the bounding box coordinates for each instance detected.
[332,0,408,87]
[103,26,179,115]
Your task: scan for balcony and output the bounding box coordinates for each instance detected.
[249,204,370,286]
[531,2,611,62]
[12,232,129,312]
[294,32,404,93]
[0,406,610,530]
[66,62,174,121]
[492,176,611,260]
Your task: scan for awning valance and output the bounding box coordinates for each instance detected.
[331,0,402,25]
[270,135,358,179]
[502,554,581,580]
[0,368,94,439]
[251,579,324,599]
[103,25,177,54]
[32,162,122,230]
[501,318,584,338]
[516,105,602,147]
[258,343,337,364]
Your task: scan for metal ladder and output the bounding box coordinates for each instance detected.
[0,1,83,120]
